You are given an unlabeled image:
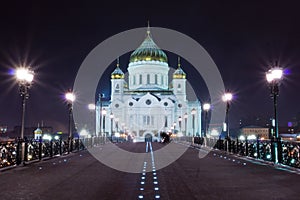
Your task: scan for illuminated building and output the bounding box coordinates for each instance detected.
[96,28,201,141]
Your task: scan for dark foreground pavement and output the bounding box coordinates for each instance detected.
[0,142,299,200]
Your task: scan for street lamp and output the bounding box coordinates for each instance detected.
[65,91,75,153]
[203,103,211,137]
[88,103,95,110]
[222,93,232,138]
[15,67,34,165]
[88,103,96,137]
[184,113,188,136]
[98,93,104,137]
[266,67,283,163]
[222,92,232,151]
[203,103,211,147]
[102,108,107,136]
[191,108,196,137]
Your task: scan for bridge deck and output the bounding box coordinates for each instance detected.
[0,142,298,200]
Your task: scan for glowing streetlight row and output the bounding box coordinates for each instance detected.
[15,66,78,155]
[13,64,285,164]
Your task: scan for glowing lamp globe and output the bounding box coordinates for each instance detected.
[65,92,76,102]
[203,103,211,111]
[222,93,233,102]
[16,68,34,83]
[266,68,283,83]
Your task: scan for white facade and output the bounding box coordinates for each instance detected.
[96,30,202,141]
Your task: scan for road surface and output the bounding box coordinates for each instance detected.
[0,141,298,200]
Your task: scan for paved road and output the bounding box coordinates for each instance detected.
[0,142,299,200]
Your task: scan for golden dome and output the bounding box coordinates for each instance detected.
[173,57,186,79]
[111,59,124,79]
[129,30,168,63]
[34,127,42,134]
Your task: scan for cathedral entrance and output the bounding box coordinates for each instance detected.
[144,133,153,142]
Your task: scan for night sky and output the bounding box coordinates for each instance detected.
[1,1,300,133]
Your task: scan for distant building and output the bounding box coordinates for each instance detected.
[278,126,298,141]
[34,127,43,140]
[3,126,54,139]
[240,126,269,139]
[208,123,224,139]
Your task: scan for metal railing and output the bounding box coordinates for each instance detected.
[4,136,299,170]
[0,142,17,168]
[190,136,300,169]
[0,136,109,169]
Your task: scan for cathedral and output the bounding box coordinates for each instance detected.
[95,28,202,141]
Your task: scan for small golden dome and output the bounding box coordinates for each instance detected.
[34,128,42,134]
[173,57,186,79]
[111,59,124,79]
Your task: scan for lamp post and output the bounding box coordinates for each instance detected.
[191,108,196,137]
[266,67,283,163]
[98,94,104,137]
[203,103,211,137]
[65,91,75,153]
[102,108,107,137]
[184,113,188,136]
[222,92,233,151]
[15,67,34,165]
[88,103,96,137]
[203,103,211,147]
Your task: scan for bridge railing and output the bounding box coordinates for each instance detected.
[174,136,300,168]
[204,137,300,168]
[0,142,17,168]
[0,136,108,169]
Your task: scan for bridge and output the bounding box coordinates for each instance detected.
[0,137,299,200]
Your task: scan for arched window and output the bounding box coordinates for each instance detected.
[115,84,120,93]
[143,115,151,126]
[177,84,181,91]
[164,116,168,127]
[139,74,142,84]
[164,76,167,86]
